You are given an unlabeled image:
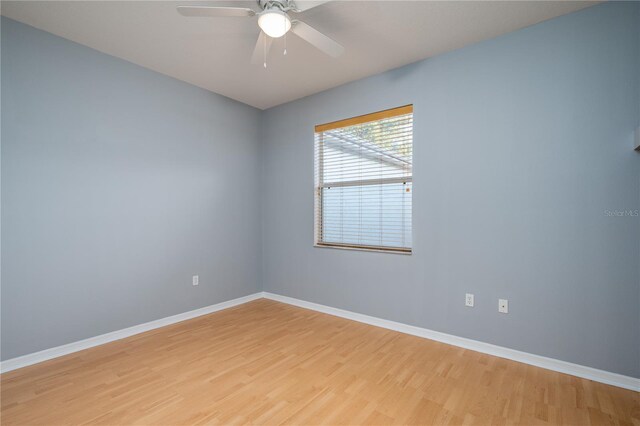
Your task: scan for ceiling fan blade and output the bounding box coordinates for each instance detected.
[291,1,331,12]
[177,6,256,17]
[291,21,344,58]
[251,31,273,65]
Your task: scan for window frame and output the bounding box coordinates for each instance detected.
[313,105,413,255]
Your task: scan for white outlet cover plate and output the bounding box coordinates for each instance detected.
[192,275,199,286]
[465,293,474,307]
[499,299,508,313]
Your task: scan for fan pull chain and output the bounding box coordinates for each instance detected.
[283,19,287,56]
[263,33,267,68]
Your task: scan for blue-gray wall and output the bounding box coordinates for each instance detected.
[1,17,262,360]
[261,2,640,377]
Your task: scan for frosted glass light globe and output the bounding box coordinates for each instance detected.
[258,10,291,38]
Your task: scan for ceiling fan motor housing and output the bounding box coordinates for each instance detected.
[258,0,293,12]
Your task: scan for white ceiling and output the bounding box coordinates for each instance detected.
[2,1,597,109]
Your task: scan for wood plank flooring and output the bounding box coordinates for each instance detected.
[1,299,638,425]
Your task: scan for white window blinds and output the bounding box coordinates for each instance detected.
[314,105,413,253]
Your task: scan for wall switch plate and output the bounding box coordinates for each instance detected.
[465,293,474,307]
[499,299,508,313]
[192,275,199,286]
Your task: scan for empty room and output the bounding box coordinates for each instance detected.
[1,0,639,424]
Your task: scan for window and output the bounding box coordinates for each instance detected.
[314,105,413,254]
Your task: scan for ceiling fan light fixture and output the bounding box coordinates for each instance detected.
[258,9,291,38]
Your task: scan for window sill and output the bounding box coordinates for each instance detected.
[314,243,412,255]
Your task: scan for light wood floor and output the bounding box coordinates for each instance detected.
[1,299,638,425]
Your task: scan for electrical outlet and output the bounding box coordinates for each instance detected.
[499,299,508,314]
[465,293,474,307]
[192,275,199,286]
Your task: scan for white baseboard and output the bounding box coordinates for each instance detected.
[3,291,638,392]
[0,292,263,374]
[263,292,640,392]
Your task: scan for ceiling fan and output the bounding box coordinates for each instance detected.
[177,0,344,67]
